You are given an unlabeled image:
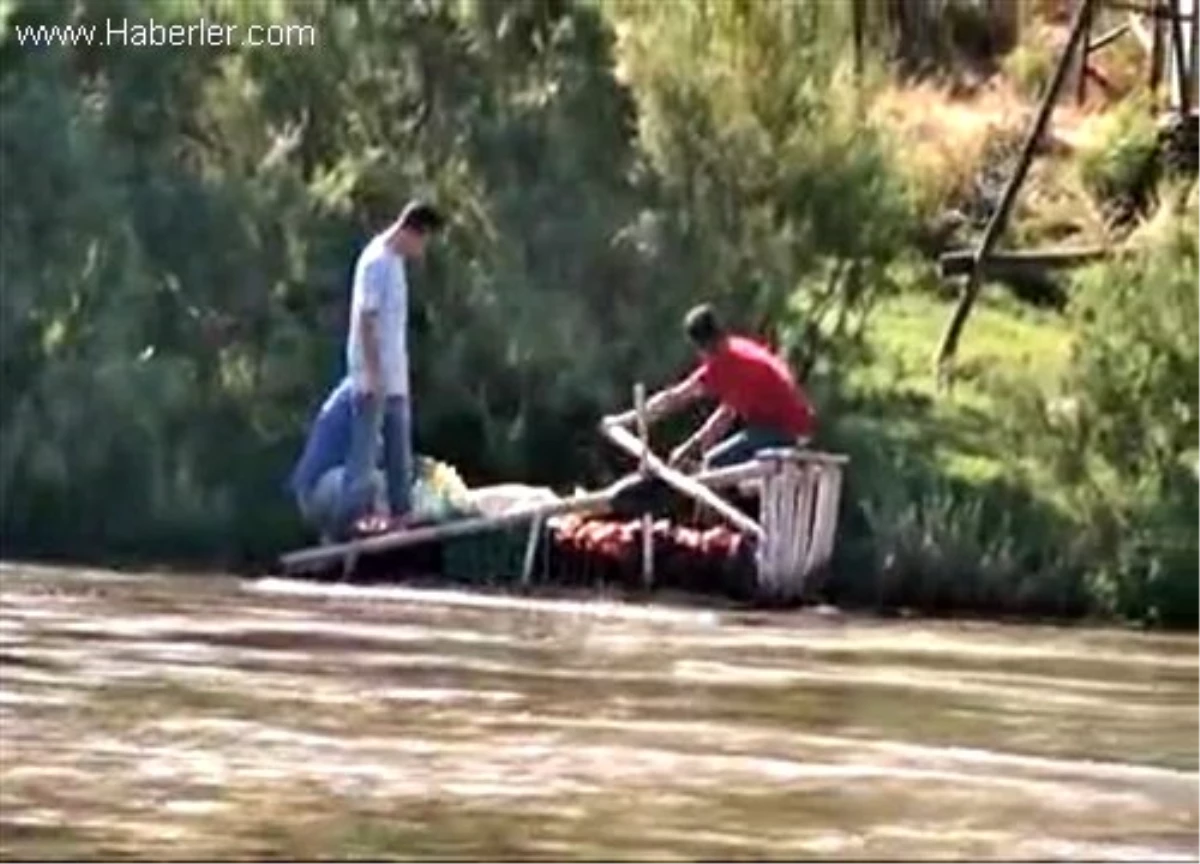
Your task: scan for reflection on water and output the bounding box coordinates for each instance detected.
[1,562,1196,861]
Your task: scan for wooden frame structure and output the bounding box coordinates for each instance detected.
[279,399,849,603]
[934,0,1197,383]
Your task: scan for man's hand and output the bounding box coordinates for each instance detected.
[363,368,381,398]
[668,440,696,469]
[360,310,383,397]
[600,411,635,431]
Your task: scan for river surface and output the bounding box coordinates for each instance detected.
[0,563,1196,861]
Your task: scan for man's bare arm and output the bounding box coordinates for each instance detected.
[359,310,382,395]
[669,404,735,466]
[602,373,705,429]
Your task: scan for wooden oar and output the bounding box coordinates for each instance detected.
[600,422,765,539]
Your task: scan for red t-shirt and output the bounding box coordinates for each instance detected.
[690,336,815,437]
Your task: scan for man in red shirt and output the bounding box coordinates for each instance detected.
[603,304,816,469]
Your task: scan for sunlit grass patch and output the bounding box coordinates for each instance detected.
[846,290,1071,483]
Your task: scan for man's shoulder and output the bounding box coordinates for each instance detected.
[356,234,391,266]
[727,335,773,358]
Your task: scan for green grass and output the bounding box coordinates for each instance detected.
[844,288,1072,485]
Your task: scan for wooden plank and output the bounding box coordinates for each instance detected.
[1129,8,1156,50]
[939,246,1109,278]
[281,487,617,573]
[281,461,773,574]
[1109,0,1194,19]
[1089,21,1133,51]
[601,424,765,539]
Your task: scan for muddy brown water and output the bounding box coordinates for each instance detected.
[1,562,1196,861]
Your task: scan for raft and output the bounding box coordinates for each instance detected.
[278,448,849,607]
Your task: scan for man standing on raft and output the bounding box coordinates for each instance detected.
[603,303,816,469]
[288,200,445,542]
[341,200,444,535]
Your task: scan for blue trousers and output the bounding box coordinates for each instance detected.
[703,426,798,469]
[298,466,385,543]
[338,392,412,536]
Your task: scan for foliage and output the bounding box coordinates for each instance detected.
[0,0,911,567]
[994,188,1199,626]
[1001,28,1056,100]
[1076,95,1160,215]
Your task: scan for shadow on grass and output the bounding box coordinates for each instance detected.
[816,389,1092,622]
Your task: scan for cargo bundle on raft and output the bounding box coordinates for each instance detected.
[279,386,849,606]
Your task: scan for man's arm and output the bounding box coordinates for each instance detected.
[601,370,706,429]
[669,404,735,467]
[358,258,389,395]
[360,312,382,395]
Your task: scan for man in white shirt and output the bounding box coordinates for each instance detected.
[340,200,444,536]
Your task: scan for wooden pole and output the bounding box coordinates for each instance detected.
[1089,22,1133,52]
[1077,7,1093,104]
[851,0,865,79]
[1192,0,1199,106]
[520,516,542,588]
[1150,4,1166,94]
[634,382,654,589]
[601,424,765,539]
[934,0,1097,382]
[1170,0,1193,113]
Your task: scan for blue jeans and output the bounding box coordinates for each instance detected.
[338,392,413,535]
[704,426,798,469]
[298,466,385,543]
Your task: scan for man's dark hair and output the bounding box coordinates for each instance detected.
[398,200,445,235]
[683,303,724,349]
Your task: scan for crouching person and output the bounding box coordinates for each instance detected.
[603,303,817,471]
[288,377,388,543]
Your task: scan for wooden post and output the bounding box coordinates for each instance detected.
[521,516,542,588]
[851,0,866,79]
[1151,3,1166,93]
[1171,0,1193,113]
[634,382,654,589]
[1192,0,1199,107]
[934,0,1097,383]
[1077,7,1093,104]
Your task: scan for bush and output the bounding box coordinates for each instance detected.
[994,187,1198,626]
[1002,32,1056,100]
[1077,96,1160,216]
[818,408,1089,619]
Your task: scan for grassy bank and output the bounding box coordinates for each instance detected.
[823,202,1197,628]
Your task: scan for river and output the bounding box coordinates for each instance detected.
[1,563,1196,861]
